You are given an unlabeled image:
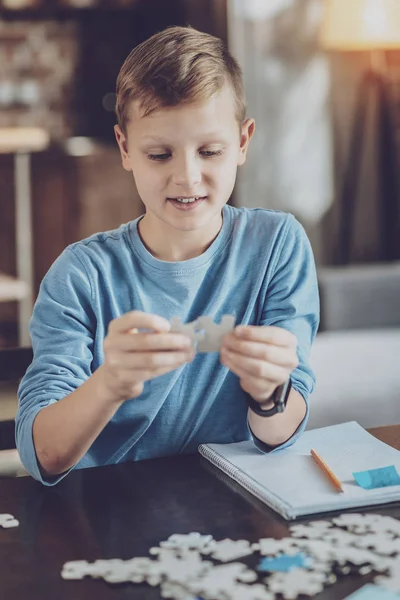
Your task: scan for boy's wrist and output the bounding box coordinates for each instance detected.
[91,366,140,407]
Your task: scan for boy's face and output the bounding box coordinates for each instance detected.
[115,85,254,238]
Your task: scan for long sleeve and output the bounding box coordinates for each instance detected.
[16,246,96,484]
[252,214,320,452]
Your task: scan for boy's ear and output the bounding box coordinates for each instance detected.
[114,125,132,171]
[238,118,255,166]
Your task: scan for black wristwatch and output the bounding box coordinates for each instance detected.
[246,378,292,417]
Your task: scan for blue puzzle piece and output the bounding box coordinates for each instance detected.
[257,552,311,573]
[353,465,400,489]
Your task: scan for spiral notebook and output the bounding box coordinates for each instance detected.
[198,422,400,520]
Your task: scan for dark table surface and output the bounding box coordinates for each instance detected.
[0,425,399,600]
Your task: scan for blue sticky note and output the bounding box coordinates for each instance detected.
[344,583,400,599]
[353,465,400,489]
[257,552,311,573]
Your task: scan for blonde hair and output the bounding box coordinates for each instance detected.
[115,26,246,134]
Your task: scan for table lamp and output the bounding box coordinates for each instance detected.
[320,0,400,263]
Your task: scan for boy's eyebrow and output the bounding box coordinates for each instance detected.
[140,133,228,144]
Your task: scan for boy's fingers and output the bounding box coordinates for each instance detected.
[109,311,171,335]
[107,350,193,370]
[233,325,296,347]
[107,333,192,352]
[221,349,288,384]
[221,340,298,369]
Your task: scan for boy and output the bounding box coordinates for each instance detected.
[16,26,319,486]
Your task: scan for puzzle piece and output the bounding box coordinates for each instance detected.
[290,521,333,539]
[170,317,204,347]
[160,580,199,599]
[255,537,301,556]
[257,553,312,573]
[332,546,391,570]
[103,557,161,585]
[202,538,253,562]
[170,315,235,353]
[323,528,361,546]
[332,513,400,536]
[196,315,235,352]
[0,513,19,529]
[221,582,275,600]
[352,533,400,556]
[156,532,215,553]
[186,562,258,599]
[266,567,328,599]
[61,557,153,582]
[145,548,212,587]
[375,557,400,593]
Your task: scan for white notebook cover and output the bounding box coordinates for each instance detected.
[198,422,400,520]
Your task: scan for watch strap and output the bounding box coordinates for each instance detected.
[247,378,292,417]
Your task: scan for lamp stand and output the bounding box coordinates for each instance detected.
[336,52,400,264]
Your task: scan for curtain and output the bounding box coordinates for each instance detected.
[228,0,333,227]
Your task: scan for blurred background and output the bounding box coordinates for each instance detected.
[0,0,399,433]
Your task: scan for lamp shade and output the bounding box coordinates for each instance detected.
[320,0,400,50]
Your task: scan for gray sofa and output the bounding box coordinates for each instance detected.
[307,263,400,430]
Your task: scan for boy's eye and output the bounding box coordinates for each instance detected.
[148,153,171,161]
[200,150,223,158]
[147,149,223,161]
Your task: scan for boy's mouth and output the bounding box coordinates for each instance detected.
[167,196,207,210]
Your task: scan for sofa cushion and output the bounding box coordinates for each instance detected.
[318,263,400,331]
[307,329,400,430]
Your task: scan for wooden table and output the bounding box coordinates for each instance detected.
[0,425,399,600]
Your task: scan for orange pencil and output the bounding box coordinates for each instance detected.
[310,448,344,493]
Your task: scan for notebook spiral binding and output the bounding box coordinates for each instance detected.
[198,444,294,519]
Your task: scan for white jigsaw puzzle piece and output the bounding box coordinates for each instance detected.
[0,513,19,529]
[375,557,400,592]
[157,532,215,553]
[255,538,301,556]
[170,315,235,353]
[196,315,235,352]
[103,557,158,584]
[266,567,328,599]
[187,562,258,599]
[225,582,275,600]
[160,580,198,599]
[202,538,254,562]
[332,513,400,537]
[170,317,204,347]
[290,521,333,539]
[352,533,400,556]
[145,547,212,586]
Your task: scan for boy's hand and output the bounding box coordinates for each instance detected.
[101,311,194,402]
[220,325,298,404]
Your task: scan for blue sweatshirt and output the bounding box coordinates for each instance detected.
[16,205,319,485]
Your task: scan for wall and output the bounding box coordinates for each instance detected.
[0,19,78,137]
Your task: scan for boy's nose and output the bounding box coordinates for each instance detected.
[171,158,201,188]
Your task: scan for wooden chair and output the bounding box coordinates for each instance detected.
[0,347,33,476]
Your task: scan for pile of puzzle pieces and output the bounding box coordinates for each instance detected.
[58,513,400,599]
